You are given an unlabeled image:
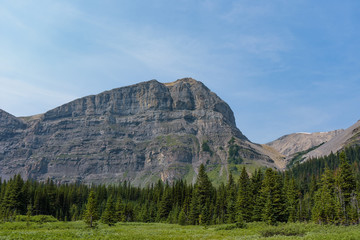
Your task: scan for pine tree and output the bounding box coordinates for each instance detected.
[167,204,180,224]
[261,168,286,225]
[189,164,213,225]
[123,202,134,222]
[214,183,226,224]
[2,175,24,218]
[115,197,125,222]
[178,206,187,225]
[148,202,157,222]
[312,167,336,224]
[286,178,298,222]
[189,190,200,225]
[225,172,236,223]
[138,203,149,222]
[236,167,252,223]
[158,185,173,221]
[228,137,242,164]
[101,195,117,226]
[251,169,264,221]
[83,190,99,228]
[336,151,356,224]
[26,204,32,227]
[46,178,57,217]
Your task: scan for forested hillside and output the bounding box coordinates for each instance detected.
[1,146,360,226]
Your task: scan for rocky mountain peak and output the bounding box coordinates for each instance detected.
[0,78,276,185]
[267,130,344,157]
[304,120,360,160]
[0,109,26,129]
[165,78,237,129]
[164,77,199,86]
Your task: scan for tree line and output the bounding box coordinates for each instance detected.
[1,146,360,226]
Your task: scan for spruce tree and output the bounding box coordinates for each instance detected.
[199,199,211,225]
[115,197,125,222]
[189,164,213,225]
[286,178,298,222]
[214,183,226,224]
[101,195,117,226]
[225,172,236,223]
[178,206,187,225]
[336,151,356,224]
[337,152,356,204]
[167,204,180,224]
[236,167,251,222]
[123,202,134,222]
[158,185,173,221]
[26,204,32,227]
[261,168,286,225]
[83,190,99,228]
[312,167,336,224]
[2,175,24,217]
[139,203,149,222]
[251,169,264,221]
[149,202,157,222]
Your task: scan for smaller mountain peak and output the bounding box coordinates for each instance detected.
[0,109,26,128]
[164,77,200,87]
[124,79,161,88]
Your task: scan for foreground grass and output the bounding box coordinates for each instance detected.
[0,221,360,240]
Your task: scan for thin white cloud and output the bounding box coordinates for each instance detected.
[72,10,217,79]
[109,33,207,76]
[0,77,76,116]
[221,1,273,23]
[237,35,289,55]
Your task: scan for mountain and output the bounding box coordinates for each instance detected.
[304,120,360,160]
[267,130,344,157]
[266,120,360,166]
[0,78,282,185]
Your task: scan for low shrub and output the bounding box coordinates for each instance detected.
[16,215,58,223]
[215,223,247,231]
[260,225,306,237]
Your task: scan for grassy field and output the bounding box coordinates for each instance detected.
[0,221,360,240]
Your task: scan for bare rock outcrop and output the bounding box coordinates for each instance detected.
[304,120,360,160]
[267,130,344,157]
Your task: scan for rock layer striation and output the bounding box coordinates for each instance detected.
[0,78,278,185]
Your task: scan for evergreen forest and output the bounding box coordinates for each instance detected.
[1,146,360,227]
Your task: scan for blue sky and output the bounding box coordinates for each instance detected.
[1,0,360,143]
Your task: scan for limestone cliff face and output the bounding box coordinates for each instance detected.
[0,78,276,185]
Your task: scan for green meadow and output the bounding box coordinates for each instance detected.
[1,221,359,240]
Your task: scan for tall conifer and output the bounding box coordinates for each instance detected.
[261,168,286,225]
[286,178,298,222]
[101,195,117,226]
[158,185,173,221]
[312,167,336,224]
[189,164,213,225]
[251,169,264,221]
[83,190,99,228]
[225,172,236,223]
[336,151,356,224]
[236,167,251,222]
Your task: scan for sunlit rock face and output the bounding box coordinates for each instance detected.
[0,78,276,185]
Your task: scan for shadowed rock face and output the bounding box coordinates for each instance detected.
[0,78,275,185]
